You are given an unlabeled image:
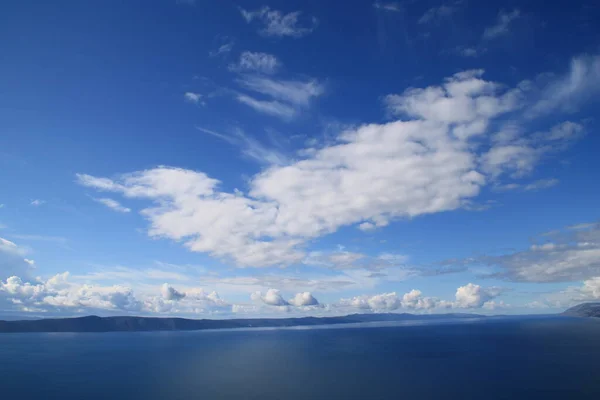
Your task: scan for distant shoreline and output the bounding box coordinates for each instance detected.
[1,303,597,333]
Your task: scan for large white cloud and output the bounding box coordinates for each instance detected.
[76,57,591,269]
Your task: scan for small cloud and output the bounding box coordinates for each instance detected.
[209,37,234,57]
[418,2,461,24]
[524,178,559,191]
[453,46,486,58]
[93,198,131,213]
[229,51,280,74]
[240,6,318,38]
[30,199,45,207]
[184,92,203,105]
[483,9,520,40]
[373,2,402,12]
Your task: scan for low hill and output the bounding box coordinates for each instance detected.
[0,313,483,333]
[562,303,600,318]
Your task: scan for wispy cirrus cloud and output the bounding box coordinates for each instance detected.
[240,6,318,38]
[236,94,297,120]
[197,127,289,165]
[93,197,131,213]
[418,2,461,25]
[483,9,520,40]
[373,2,402,12]
[237,75,324,106]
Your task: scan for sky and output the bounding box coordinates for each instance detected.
[1,0,600,319]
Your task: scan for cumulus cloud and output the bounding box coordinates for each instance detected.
[0,272,142,312]
[288,292,320,306]
[483,9,520,40]
[0,269,233,316]
[339,284,502,313]
[340,292,401,311]
[93,197,131,213]
[454,283,502,308]
[240,6,318,38]
[161,283,186,301]
[76,58,592,268]
[251,288,289,306]
[230,51,280,74]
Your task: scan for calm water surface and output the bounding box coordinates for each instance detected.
[1,316,599,399]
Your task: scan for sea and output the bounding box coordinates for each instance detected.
[0,316,599,400]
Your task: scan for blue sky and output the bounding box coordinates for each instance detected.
[1,0,600,318]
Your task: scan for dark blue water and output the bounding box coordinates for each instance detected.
[1,317,599,399]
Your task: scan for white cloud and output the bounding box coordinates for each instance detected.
[236,94,297,120]
[481,121,584,178]
[493,178,559,192]
[30,199,45,207]
[483,9,520,40]
[161,283,186,301]
[401,289,443,310]
[197,127,289,165]
[454,283,502,308]
[528,54,600,117]
[340,292,401,311]
[251,288,289,306]
[373,2,402,12]
[237,75,324,106]
[76,59,593,268]
[418,3,460,24]
[240,7,318,38]
[230,51,280,74]
[209,38,234,57]
[289,291,320,306]
[338,284,502,313]
[184,92,203,105]
[93,197,131,213]
[524,178,559,191]
[0,272,142,312]
[384,69,521,134]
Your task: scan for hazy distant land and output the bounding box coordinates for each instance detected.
[0,303,597,333]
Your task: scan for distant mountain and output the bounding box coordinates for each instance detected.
[0,313,484,334]
[562,303,600,318]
